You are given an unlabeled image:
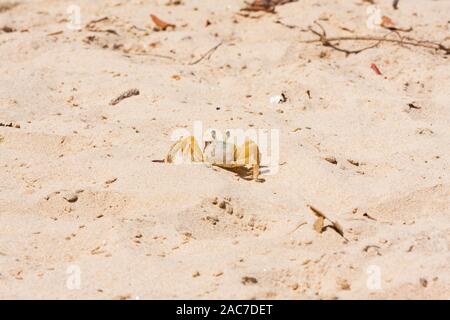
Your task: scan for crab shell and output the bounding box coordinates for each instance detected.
[203,141,237,166]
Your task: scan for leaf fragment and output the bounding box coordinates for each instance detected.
[313,216,325,233]
[150,14,176,31]
[308,205,347,240]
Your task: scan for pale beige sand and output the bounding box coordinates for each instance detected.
[0,0,449,299]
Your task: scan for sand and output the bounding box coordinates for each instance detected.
[0,0,449,299]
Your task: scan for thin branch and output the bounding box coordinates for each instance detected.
[188,41,224,65]
[275,20,303,30]
[306,21,387,55]
[288,221,307,235]
[303,21,450,56]
[123,53,176,61]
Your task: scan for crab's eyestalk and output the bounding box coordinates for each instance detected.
[203,140,212,152]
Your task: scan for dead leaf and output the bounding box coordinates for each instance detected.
[150,14,176,31]
[308,205,347,240]
[380,15,412,32]
[381,16,396,28]
[313,216,325,233]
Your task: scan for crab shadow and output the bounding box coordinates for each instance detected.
[218,166,266,183]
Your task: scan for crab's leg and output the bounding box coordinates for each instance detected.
[183,136,204,162]
[252,163,260,180]
[166,136,204,163]
[165,138,184,163]
[235,139,260,180]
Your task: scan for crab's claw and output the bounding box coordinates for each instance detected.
[165,136,204,164]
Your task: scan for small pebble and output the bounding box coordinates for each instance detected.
[419,278,428,288]
[218,200,226,209]
[337,278,351,291]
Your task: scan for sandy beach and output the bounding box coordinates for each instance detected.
[0,0,449,299]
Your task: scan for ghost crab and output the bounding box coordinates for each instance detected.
[165,130,261,181]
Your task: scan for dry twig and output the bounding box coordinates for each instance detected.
[109,88,140,106]
[150,14,176,31]
[288,221,307,235]
[189,41,223,65]
[303,21,450,56]
[0,122,20,128]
